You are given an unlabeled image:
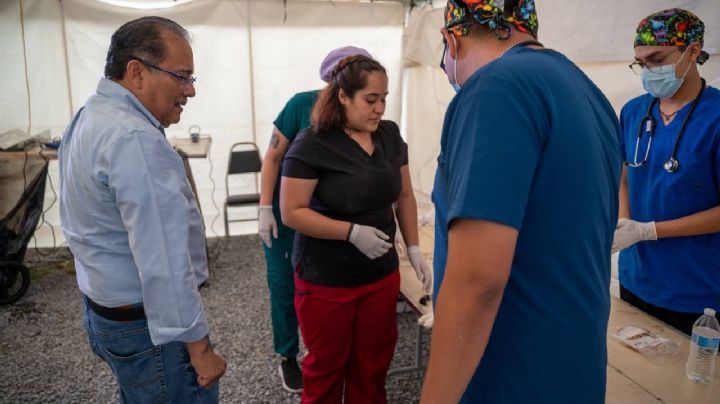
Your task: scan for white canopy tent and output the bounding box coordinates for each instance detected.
[1,0,718,247]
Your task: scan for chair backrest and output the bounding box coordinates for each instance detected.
[225,142,262,196]
[227,142,262,175]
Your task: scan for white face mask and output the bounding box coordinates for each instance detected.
[442,36,462,93]
[640,47,692,99]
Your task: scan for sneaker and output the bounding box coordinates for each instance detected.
[278,357,303,393]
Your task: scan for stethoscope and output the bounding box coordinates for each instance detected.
[627,78,706,173]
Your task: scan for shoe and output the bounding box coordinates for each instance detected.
[278,357,303,393]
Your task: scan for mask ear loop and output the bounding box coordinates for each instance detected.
[678,58,693,81]
[451,35,459,85]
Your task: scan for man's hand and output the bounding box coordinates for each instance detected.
[186,336,226,389]
[258,205,278,248]
[612,218,657,253]
[408,245,432,293]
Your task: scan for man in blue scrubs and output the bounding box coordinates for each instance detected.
[614,9,720,335]
[421,1,620,403]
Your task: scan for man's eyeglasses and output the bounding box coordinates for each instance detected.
[135,58,197,87]
[628,50,681,75]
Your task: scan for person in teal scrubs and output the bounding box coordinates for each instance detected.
[614,8,720,335]
[257,46,371,393]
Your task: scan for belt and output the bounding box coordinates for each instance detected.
[85,296,145,322]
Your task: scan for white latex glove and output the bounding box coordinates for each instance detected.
[349,224,392,259]
[418,312,434,329]
[408,245,432,293]
[612,218,657,253]
[258,206,278,248]
[394,230,406,257]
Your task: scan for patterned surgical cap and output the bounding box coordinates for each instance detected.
[635,8,704,48]
[444,0,538,39]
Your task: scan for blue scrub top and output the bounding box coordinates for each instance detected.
[619,85,720,313]
[432,47,620,403]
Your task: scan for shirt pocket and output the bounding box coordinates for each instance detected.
[663,154,715,196]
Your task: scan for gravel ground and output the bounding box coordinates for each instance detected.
[0,235,429,403]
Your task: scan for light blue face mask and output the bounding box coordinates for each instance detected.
[641,47,692,99]
[442,36,462,93]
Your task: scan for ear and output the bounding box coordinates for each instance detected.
[338,88,350,106]
[687,42,702,62]
[441,28,457,60]
[124,59,146,89]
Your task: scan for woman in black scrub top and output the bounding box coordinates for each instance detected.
[280,55,431,404]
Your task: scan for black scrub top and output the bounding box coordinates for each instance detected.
[282,120,408,287]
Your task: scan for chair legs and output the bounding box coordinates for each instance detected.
[224,203,261,238]
[223,202,229,238]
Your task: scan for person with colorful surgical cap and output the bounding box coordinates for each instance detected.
[614,8,720,335]
[421,1,620,402]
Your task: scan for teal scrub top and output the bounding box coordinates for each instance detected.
[271,90,319,225]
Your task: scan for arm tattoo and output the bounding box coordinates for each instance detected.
[271,133,280,149]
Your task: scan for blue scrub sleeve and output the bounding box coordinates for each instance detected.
[446,81,546,231]
[618,107,628,160]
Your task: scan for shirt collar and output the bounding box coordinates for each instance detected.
[96,77,165,135]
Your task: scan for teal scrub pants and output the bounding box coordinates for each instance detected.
[262,215,299,358]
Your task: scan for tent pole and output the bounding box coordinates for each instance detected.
[246,1,257,145]
[19,0,32,136]
[59,0,74,119]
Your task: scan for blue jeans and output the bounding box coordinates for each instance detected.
[82,298,219,403]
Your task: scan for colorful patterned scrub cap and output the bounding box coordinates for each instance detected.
[634,8,704,48]
[444,0,538,38]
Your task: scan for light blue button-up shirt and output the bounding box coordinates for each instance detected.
[59,78,209,345]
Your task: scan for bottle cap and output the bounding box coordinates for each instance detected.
[704,308,716,316]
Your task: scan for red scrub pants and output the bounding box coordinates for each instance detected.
[294,269,400,404]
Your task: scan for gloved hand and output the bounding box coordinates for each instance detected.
[612,218,657,253]
[258,205,277,248]
[349,224,392,259]
[394,230,406,257]
[418,312,434,329]
[408,245,432,293]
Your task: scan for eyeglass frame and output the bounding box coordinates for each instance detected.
[628,47,686,75]
[134,57,197,87]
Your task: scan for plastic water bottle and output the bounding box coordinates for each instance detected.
[685,308,720,384]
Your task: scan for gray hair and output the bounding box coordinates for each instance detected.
[104,16,189,80]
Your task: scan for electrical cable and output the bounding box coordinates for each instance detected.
[30,144,60,260]
[205,140,225,264]
[32,149,59,254]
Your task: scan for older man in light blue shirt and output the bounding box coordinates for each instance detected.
[59,16,225,403]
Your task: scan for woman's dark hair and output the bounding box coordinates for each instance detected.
[311,55,386,133]
[105,16,189,80]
